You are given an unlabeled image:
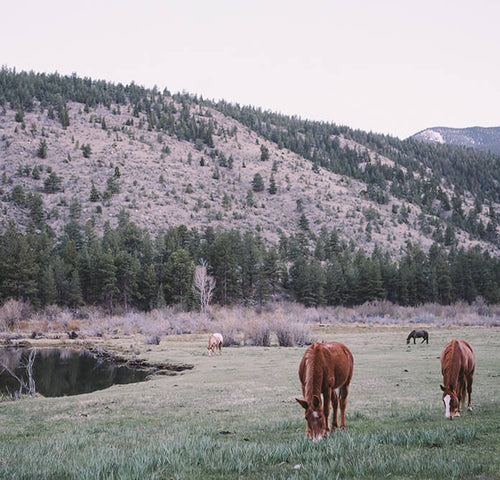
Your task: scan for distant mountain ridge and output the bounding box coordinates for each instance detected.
[411,126,500,154]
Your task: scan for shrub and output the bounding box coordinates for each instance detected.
[144,334,161,345]
[0,299,32,331]
[243,318,271,346]
[275,321,312,347]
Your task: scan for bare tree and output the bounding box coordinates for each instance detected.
[1,348,36,400]
[192,260,216,318]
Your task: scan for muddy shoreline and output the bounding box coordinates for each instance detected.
[1,337,194,377]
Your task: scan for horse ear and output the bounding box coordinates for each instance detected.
[312,395,321,409]
[296,398,308,410]
[440,385,445,391]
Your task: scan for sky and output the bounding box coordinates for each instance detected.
[2,0,499,139]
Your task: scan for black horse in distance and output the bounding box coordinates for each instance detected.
[406,329,429,344]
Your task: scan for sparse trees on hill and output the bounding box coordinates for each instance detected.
[11,185,26,206]
[260,144,269,161]
[43,172,63,193]
[81,144,92,158]
[268,173,277,194]
[252,173,265,192]
[89,182,100,202]
[37,139,47,159]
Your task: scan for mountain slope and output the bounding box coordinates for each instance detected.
[411,126,500,154]
[0,68,499,257]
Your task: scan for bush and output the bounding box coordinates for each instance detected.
[275,320,312,347]
[243,318,271,346]
[144,334,161,345]
[0,299,32,331]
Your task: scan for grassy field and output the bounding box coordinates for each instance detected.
[0,324,499,479]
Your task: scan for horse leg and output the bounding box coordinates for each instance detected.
[413,337,416,344]
[467,373,473,411]
[331,390,339,430]
[457,377,466,414]
[323,389,331,435]
[338,385,350,430]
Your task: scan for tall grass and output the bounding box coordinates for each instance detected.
[0,415,484,479]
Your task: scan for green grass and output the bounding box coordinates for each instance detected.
[0,325,499,479]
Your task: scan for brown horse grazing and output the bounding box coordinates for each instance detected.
[296,342,354,441]
[440,339,475,420]
[406,329,429,344]
[207,333,223,356]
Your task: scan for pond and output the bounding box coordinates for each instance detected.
[0,347,151,397]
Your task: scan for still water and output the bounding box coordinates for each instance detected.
[0,347,150,397]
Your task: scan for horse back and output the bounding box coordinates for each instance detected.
[299,342,353,392]
[441,339,475,378]
[324,342,354,388]
[458,340,475,373]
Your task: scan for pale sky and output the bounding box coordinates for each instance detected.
[2,0,499,138]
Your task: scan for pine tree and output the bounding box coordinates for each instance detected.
[81,144,92,158]
[164,249,195,307]
[298,213,309,231]
[268,173,277,194]
[59,104,70,128]
[39,266,57,307]
[43,171,63,193]
[252,173,265,192]
[67,270,83,307]
[90,181,100,202]
[97,250,119,312]
[37,139,48,159]
[260,144,269,161]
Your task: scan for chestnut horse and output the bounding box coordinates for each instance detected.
[296,342,354,440]
[440,339,475,420]
[207,333,223,356]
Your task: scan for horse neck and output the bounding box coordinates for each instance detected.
[304,346,324,402]
[443,340,462,389]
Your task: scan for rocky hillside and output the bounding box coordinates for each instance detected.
[411,126,500,154]
[0,69,499,257]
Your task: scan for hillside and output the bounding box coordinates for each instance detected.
[411,126,500,154]
[1,69,498,258]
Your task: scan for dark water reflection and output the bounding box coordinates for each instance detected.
[0,347,149,397]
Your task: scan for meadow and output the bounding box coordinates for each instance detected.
[0,308,499,479]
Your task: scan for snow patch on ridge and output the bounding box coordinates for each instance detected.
[419,130,445,143]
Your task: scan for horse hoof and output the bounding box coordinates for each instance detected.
[467,406,473,412]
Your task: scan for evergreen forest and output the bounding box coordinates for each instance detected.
[1,215,499,312]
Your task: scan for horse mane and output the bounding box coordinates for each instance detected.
[303,343,324,403]
[407,330,416,341]
[442,339,462,390]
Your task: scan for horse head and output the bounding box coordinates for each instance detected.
[296,395,327,441]
[440,385,460,420]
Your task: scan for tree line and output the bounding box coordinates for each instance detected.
[0,215,499,312]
